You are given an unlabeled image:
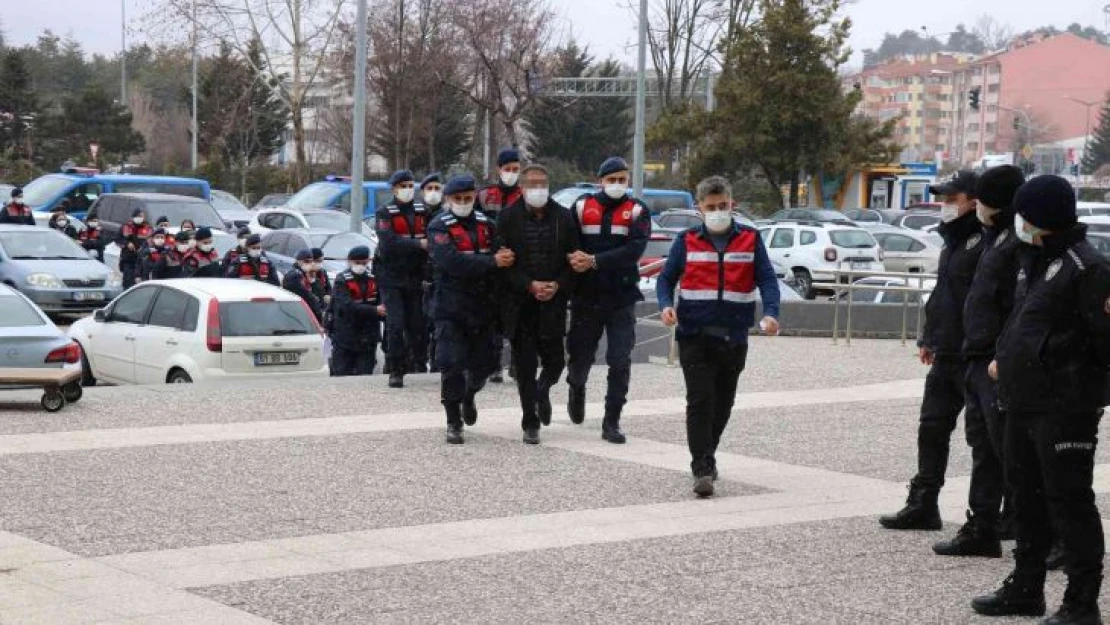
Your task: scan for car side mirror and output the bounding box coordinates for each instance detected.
[94,309,107,323]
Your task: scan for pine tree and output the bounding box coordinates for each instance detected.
[1082,95,1110,175]
[0,49,38,158]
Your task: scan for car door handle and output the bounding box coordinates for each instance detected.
[783,253,790,257]
[166,339,178,346]
[125,335,136,341]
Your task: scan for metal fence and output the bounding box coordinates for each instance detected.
[814,263,937,346]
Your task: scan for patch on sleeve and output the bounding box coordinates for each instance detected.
[434,233,450,245]
[1046,258,1063,281]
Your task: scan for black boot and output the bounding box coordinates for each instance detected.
[933,511,1002,557]
[693,475,714,498]
[971,569,1047,617]
[1043,575,1103,625]
[536,384,552,427]
[568,385,585,425]
[1047,539,1067,571]
[462,394,478,426]
[523,428,540,445]
[601,413,626,444]
[388,372,404,388]
[444,404,464,444]
[879,481,942,531]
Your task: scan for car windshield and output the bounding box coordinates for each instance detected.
[643,239,674,258]
[643,194,691,212]
[0,230,90,260]
[144,200,225,229]
[0,294,46,327]
[257,194,290,207]
[816,211,850,221]
[113,182,205,198]
[219,301,316,337]
[319,232,375,259]
[211,191,248,212]
[287,183,344,210]
[21,176,75,206]
[304,212,350,230]
[829,230,876,249]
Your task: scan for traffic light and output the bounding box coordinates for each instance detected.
[969,87,981,111]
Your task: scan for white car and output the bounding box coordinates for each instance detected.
[838,276,936,305]
[1079,215,1110,234]
[757,222,885,299]
[249,207,377,242]
[1075,201,1110,218]
[69,279,328,385]
[101,230,238,275]
[868,227,942,274]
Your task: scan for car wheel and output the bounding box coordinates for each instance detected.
[167,368,193,384]
[78,344,97,387]
[793,269,815,300]
[62,382,83,403]
[41,392,65,412]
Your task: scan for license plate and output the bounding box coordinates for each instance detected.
[254,351,300,366]
[73,292,105,302]
[850,261,868,270]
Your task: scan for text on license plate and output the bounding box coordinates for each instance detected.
[254,351,300,366]
[850,261,869,270]
[73,292,105,302]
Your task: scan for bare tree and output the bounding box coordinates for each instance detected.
[145,0,347,185]
[974,15,1014,51]
[129,87,192,171]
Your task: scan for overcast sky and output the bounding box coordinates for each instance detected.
[3,0,1108,68]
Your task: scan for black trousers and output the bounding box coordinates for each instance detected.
[965,358,1008,522]
[121,260,139,289]
[382,287,428,371]
[913,356,967,492]
[330,344,377,377]
[566,302,636,418]
[679,336,748,477]
[1008,410,1103,579]
[511,300,567,430]
[436,320,500,424]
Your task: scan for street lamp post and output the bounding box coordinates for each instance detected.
[121,0,127,105]
[632,0,647,198]
[190,0,198,172]
[350,0,368,233]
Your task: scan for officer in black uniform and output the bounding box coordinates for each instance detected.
[225,234,279,285]
[932,165,1026,557]
[309,247,332,316]
[881,170,988,530]
[79,214,106,262]
[283,249,325,323]
[139,229,168,281]
[421,173,444,372]
[118,208,153,288]
[428,174,515,444]
[330,245,383,377]
[565,156,652,444]
[153,230,191,280]
[375,169,430,388]
[185,227,223,277]
[972,175,1110,625]
[224,227,251,268]
[0,188,34,225]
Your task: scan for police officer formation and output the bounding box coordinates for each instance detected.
[877,169,1110,625]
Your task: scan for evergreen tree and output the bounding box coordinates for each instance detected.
[40,84,145,167]
[0,49,37,158]
[1083,94,1110,175]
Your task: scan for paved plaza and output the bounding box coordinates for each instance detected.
[0,336,1108,624]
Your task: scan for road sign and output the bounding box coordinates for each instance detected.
[1021,145,1033,160]
[89,143,100,159]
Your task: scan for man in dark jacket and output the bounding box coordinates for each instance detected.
[184,227,222,277]
[79,214,106,262]
[153,230,191,280]
[330,245,382,376]
[932,165,1026,557]
[565,156,652,444]
[881,170,988,531]
[972,175,1110,625]
[284,249,325,324]
[497,164,580,445]
[0,188,34,225]
[421,173,444,371]
[117,207,154,288]
[375,169,430,387]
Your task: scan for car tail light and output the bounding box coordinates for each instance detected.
[824,247,838,262]
[44,342,81,364]
[206,299,222,352]
[298,299,325,336]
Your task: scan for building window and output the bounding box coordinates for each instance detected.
[968,142,980,151]
[985,123,997,133]
[987,83,1000,93]
[968,123,980,132]
[989,65,1001,74]
[917,93,925,101]
[935,144,947,152]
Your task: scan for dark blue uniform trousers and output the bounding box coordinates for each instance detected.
[565,302,636,417]
[436,319,500,424]
[382,287,428,371]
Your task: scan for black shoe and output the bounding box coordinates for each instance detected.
[537,393,552,426]
[1043,576,1103,625]
[445,425,464,445]
[971,571,1047,617]
[489,370,504,384]
[388,373,404,388]
[693,475,715,498]
[601,420,626,444]
[523,428,540,445]
[383,361,393,375]
[1047,539,1067,571]
[462,396,478,426]
[568,386,585,425]
[998,515,1016,542]
[879,482,942,531]
[933,512,1002,557]
[712,468,719,482]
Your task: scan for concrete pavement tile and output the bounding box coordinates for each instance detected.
[0,578,68,609]
[0,595,123,624]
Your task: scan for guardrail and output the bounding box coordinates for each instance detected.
[815,263,937,346]
[638,259,680,366]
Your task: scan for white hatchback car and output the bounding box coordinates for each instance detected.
[69,279,328,385]
[758,222,885,299]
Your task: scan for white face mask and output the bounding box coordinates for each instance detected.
[604,183,628,199]
[524,188,549,208]
[940,203,961,223]
[976,203,1000,226]
[176,243,190,253]
[1014,213,1042,245]
[238,238,247,247]
[423,190,442,205]
[56,219,69,227]
[152,238,166,247]
[247,249,262,259]
[396,187,415,203]
[350,263,368,275]
[704,211,733,233]
[500,171,519,187]
[450,202,474,218]
[132,216,144,224]
[198,243,213,252]
[87,221,98,229]
[299,262,313,272]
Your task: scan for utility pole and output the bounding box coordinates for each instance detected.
[632,0,648,197]
[190,0,198,171]
[1064,96,1099,175]
[350,0,368,233]
[120,0,127,105]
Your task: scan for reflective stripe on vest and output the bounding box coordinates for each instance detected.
[447,221,491,254]
[238,259,271,279]
[576,196,641,237]
[344,277,377,302]
[678,230,758,304]
[384,206,428,239]
[479,186,521,214]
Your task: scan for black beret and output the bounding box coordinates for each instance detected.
[597,157,629,178]
[195,227,213,240]
[132,207,145,217]
[246,234,262,246]
[295,249,312,261]
[443,174,477,196]
[347,245,371,261]
[156,215,171,225]
[310,247,325,260]
[237,227,251,237]
[388,169,415,186]
[10,187,21,197]
[497,148,521,167]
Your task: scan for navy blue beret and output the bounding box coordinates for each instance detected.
[443,174,477,196]
[388,169,415,186]
[310,247,325,260]
[195,227,213,241]
[597,157,629,178]
[497,148,521,167]
[347,245,371,261]
[246,234,262,246]
[295,249,312,261]
[420,172,442,187]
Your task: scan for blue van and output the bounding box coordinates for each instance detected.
[552,183,694,215]
[284,176,393,217]
[21,171,211,220]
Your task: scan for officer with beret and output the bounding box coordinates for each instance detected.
[881,169,988,530]
[0,187,34,225]
[223,227,252,268]
[421,173,444,372]
[309,247,333,309]
[565,156,652,444]
[153,230,191,280]
[929,165,1027,557]
[139,228,168,282]
[225,234,279,284]
[973,176,1110,625]
[185,227,223,277]
[283,249,326,323]
[78,213,106,262]
[330,245,383,376]
[376,169,431,387]
[478,148,525,384]
[428,174,515,444]
[118,207,154,288]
